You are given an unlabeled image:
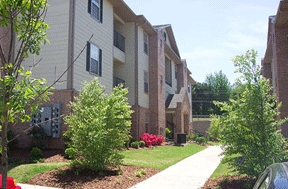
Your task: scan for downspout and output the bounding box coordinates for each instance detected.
[135,20,147,139]
[67,0,75,93]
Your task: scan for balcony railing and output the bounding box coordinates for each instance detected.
[114,30,125,52]
[113,77,125,87]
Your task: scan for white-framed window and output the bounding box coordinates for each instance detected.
[144,33,148,54]
[86,42,102,76]
[144,71,149,93]
[88,0,103,22]
[188,84,190,93]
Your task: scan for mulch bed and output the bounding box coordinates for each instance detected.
[7,148,160,189]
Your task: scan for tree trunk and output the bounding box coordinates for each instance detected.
[1,121,8,189]
[1,93,8,189]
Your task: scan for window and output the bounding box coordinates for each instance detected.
[188,84,190,93]
[144,33,148,54]
[163,32,167,41]
[86,42,102,76]
[165,57,172,86]
[144,71,149,93]
[88,0,103,22]
[175,64,177,79]
[145,113,149,133]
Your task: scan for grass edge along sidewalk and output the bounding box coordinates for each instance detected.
[8,143,206,183]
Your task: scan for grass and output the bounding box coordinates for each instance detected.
[192,118,211,121]
[8,162,69,183]
[7,143,206,182]
[211,161,233,177]
[122,143,206,170]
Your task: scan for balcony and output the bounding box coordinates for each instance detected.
[114,30,125,52]
[113,30,125,63]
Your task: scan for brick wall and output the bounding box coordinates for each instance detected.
[130,105,150,140]
[148,31,166,137]
[274,26,288,137]
[12,89,74,149]
[192,121,211,137]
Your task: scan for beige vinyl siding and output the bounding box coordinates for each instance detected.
[138,28,149,108]
[73,0,114,93]
[22,0,70,90]
[163,29,172,49]
[113,22,136,105]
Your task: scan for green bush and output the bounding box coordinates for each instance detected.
[139,140,145,148]
[130,141,140,149]
[29,147,43,161]
[195,136,207,145]
[64,78,133,172]
[207,115,223,141]
[165,128,172,139]
[186,135,193,141]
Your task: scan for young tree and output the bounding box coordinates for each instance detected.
[0,1,50,188]
[64,78,133,172]
[214,49,288,177]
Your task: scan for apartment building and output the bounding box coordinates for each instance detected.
[262,0,288,137]
[5,0,195,149]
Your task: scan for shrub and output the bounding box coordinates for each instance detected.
[29,147,43,161]
[186,135,193,141]
[207,115,223,141]
[139,140,145,148]
[195,136,207,145]
[130,141,140,149]
[64,78,133,172]
[140,133,164,146]
[165,128,172,139]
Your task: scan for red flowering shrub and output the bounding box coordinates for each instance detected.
[140,133,164,146]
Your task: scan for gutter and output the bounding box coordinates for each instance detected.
[67,0,75,91]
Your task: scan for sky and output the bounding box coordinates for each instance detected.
[123,0,280,84]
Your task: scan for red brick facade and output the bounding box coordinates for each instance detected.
[262,1,288,137]
[12,90,74,149]
[148,30,166,137]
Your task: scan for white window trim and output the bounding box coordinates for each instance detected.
[91,0,101,22]
[88,43,101,76]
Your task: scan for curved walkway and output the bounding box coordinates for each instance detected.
[129,145,223,189]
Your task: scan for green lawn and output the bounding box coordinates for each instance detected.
[8,143,205,182]
[122,144,206,170]
[211,161,235,177]
[8,162,69,183]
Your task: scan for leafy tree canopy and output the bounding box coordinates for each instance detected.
[213,49,288,177]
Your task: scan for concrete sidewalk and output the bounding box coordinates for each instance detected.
[129,145,223,189]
